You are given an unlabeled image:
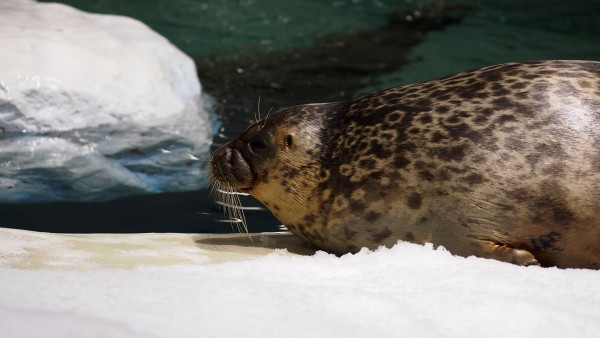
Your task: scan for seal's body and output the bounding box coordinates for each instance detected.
[211,61,600,269]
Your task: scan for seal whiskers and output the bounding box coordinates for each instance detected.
[210,176,254,242]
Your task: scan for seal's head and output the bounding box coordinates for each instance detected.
[210,102,344,224]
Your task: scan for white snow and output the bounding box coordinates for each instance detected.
[0,304,153,338]
[1,229,599,338]
[0,1,213,202]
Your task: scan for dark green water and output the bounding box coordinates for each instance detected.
[43,0,600,85]
[5,0,600,233]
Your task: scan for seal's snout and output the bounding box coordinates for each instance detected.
[210,144,254,190]
[212,145,229,163]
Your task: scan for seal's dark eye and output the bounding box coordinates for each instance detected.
[249,139,266,151]
[286,135,293,147]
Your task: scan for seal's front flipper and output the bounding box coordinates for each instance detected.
[472,240,539,266]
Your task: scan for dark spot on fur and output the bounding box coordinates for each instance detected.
[495,114,517,125]
[369,139,392,159]
[393,154,411,168]
[372,227,392,243]
[491,84,510,96]
[521,73,538,80]
[444,123,480,141]
[405,232,415,241]
[525,153,542,168]
[535,142,566,159]
[359,158,377,170]
[490,83,504,92]
[302,214,315,225]
[592,147,600,173]
[419,115,433,124]
[506,187,530,203]
[532,194,576,225]
[408,127,421,134]
[491,96,514,110]
[344,227,357,240]
[557,71,582,78]
[511,82,527,90]
[430,131,447,143]
[437,189,449,196]
[515,91,529,99]
[414,98,432,110]
[418,170,435,181]
[529,231,562,251]
[471,155,486,164]
[365,211,381,223]
[532,82,549,93]
[459,82,486,99]
[386,112,402,122]
[473,109,493,125]
[578,80,591,88]
[406,192,422,209]
[303,230,324,242]
[446,115,461,124]
[368,171,384,181]
[435,143,470,162]
[357,141,368,151]
[541,162,565,176]
[350,200,367,213]
[436,168,451,181]
[463,173,485,185]
[505,137,525,151]
[381,132,394,140]
[435,105,450,114]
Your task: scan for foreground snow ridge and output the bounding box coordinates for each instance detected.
[0,1,213,202]
[1,238,599,338]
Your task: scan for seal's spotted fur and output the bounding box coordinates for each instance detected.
[211,61,600,269]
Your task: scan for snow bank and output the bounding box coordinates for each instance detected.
[0,1,213,202]
[0,304,153,338]
[1,236,598,338]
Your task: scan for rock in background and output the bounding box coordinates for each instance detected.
[0,0,214,202]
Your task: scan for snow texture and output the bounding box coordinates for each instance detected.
[0,304,154,338]
[0,0,213,202]
[1,241,599,338]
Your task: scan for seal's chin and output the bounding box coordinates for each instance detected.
[210,145,255,191]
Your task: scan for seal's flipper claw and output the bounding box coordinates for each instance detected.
[472,240,539,266]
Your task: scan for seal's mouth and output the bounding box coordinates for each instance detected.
[210,145,255,192]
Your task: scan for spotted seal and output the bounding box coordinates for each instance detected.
[210,60,600,269]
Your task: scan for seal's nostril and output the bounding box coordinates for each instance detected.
[231,149,252,180]
[213,146,231,161]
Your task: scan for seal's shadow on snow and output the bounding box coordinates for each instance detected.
[192,232,318,257]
